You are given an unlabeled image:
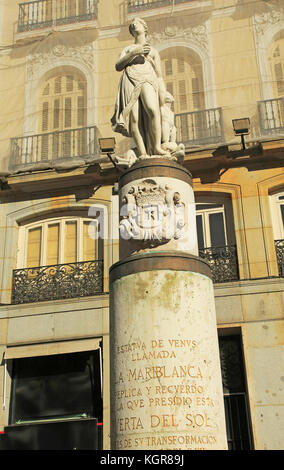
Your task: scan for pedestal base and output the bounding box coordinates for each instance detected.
[109,252,228,450]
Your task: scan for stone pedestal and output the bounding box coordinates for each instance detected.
[109,159,227,450]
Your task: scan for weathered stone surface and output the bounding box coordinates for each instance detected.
[110,268,228,450]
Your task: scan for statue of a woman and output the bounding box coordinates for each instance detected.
[111,18,168,158]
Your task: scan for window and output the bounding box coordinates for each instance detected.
[269,192,284,277]
[270,192,284,240]
[12,214,104,304]
[161,47,205,114]
[38,72,87,160]
[195,196,239,283]
[269,34,284,97]
[6,347,103,450]
[196,203,227,250]
[10,350,102,424]
[218,334,253,450]
[18,216,101,269]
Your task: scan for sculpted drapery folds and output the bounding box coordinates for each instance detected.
[111,18,184,162]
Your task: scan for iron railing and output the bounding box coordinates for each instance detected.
[17,0,97,32]
[175,107,224,146]
[128,0,190,12]
[199,245,239,283]
[11,259,104,304]
[10,125,98,171]
[258,97,284,136]
[275,239,284,277]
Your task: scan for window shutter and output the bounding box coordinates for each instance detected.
[165,59,172,76]
[79,0,88,15]
[64,97,72,128]
[27,227,42,268]
[65,221,77,263]
[177,59,184,73]
[46,223,60,266]
[77,96,85,126]
[275,63,284,94]
[54,76,62,94]
[43,83,50,96]
[42,102,49,131]
[192,77,201,109]
[53,98,60,129]
[83,221,96,261]
[179,80,187,111]
[66,75,73,92]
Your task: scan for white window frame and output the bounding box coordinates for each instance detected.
[195,194,236,249]
[196,203,228,248]
[269,192,284,240]
[17,216,99,269]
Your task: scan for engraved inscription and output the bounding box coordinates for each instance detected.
[113,336,220,450]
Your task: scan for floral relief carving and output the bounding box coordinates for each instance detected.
[253,7,284,37]
[148,24,209,52]
[27,44,94,80]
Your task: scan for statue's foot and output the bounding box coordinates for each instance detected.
[154,147,168,156]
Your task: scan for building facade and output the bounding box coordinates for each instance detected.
[0,0,283,450]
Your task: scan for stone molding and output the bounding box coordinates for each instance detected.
[26,43,95,81]
[148,23,210,54]
[118,158,193,189]
[109,251,212,283]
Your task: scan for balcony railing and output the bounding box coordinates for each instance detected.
[258,97,284,136]
[175,107,224,146]
[11,259,104,304]
[199,245,239,283]
[10,125,98,171]
[17,0,98,33]
[128,0,190,12]
[275,239,284,277]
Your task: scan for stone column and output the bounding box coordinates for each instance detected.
[109,159,227,450]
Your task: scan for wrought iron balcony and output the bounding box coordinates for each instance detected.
[199,245,239,283]
[175,107,224,147]
[258,97,284,136]
[10,125,98,171]
[11,259,104,304]
[275,239,284,277]
[17,0,98,33]
[128,0,190,12]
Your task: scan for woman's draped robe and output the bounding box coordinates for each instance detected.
[111,45,161,156]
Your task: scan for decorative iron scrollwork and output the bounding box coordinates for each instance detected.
[275,239,284,277]
[199,245,239,283]
[11,260,103,304]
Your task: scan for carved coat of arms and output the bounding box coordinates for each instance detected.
[119,179,186,246]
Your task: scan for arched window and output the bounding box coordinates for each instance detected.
[268,32,284,98]
[13,214,104,303]
[160,47,222,145]
[161,47,205,114]
[18,216,101,269]
[38,70,87,160]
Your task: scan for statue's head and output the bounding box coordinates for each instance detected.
[129,18,148,37]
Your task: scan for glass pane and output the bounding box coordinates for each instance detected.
[46,224,60,266]
[196,215,204,250]
[209,212,226,247]
[224,395,251,450]
[64,221,77,263]
[27,227,42,268]
[196,204,223,211]
[83,221,96,261]
[11,351,102,423]
[281,204,284,228]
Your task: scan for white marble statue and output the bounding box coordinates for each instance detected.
[111,18,184,162]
